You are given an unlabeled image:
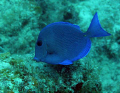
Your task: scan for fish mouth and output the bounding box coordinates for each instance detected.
[33,57,41,62]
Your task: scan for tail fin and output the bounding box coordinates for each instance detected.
[85,12,111,38]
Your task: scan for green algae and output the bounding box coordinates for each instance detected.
[0,52,10,60]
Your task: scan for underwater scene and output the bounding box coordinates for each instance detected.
[0,0,120,93]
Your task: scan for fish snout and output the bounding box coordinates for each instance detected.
[33,57,40,62]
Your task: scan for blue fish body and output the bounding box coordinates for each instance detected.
[34,13,111,65]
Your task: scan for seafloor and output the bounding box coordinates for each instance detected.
[0,0,120,93]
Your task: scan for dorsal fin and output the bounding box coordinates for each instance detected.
[57,22,80,30]
[43,22,80,30]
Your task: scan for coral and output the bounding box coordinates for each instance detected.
[0,0,42,54]
[0,52,10,60]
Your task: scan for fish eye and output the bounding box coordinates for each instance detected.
[37,40,42,46]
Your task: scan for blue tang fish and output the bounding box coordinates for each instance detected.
[34,13,111,65]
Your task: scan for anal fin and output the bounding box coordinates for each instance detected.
[59,60,73,65]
